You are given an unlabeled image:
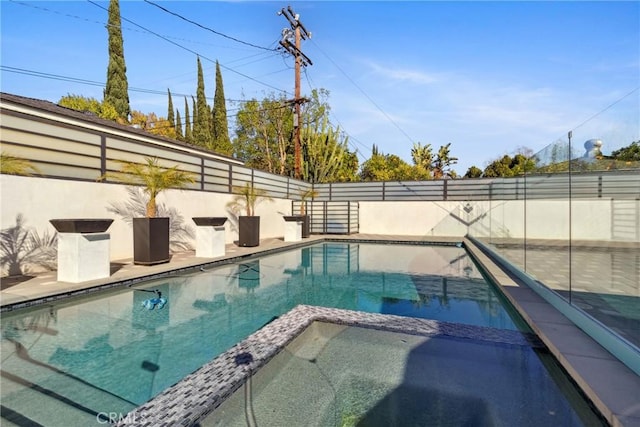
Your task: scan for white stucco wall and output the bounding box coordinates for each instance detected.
[359,199,626,241]
[2,175,635,276]
[0,174,291,264]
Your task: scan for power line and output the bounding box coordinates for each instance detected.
[143,0,278,52]
[302,68,369,162]
[310,38,416,146]
[0,65,260,104]
[570,86,640,133]
[9,0,286,92]
[7,0,244,51]
[86,0,290,96]
[144,102,292,130]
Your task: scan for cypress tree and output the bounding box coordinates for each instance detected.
[212,60,232,155]
[192,97,198,142]
[104,0,130,120]
[167,89,175,128]
[193,57,212,148]
[184,97,192,143]
[175,109,183,141]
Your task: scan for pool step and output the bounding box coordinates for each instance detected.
[1,344,137,426]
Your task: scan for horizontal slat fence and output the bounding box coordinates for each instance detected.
[294,201,359,234]
[2,106,638,202]
[312,171,639,202]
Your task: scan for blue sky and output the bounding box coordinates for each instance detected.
[1,1,638,175]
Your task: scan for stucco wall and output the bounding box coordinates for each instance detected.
[2,175,635,276]
[359,199,624,241]
[0,175,291,270]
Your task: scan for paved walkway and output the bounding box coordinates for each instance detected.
[1,234,638,426]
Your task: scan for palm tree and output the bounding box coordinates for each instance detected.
[0,152,40,176]
[226,183,272,247]
[411,142,433,173]
[106,157,195,217]
[298,188,318,215]
[432,143,458,179]
[226,182,272,217]
[104,156,196,265]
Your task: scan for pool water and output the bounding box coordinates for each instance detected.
[1,243,526,426]
[205,322,605,427]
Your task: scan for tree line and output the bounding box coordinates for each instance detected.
[58,0,638,184]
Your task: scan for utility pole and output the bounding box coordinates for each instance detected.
[278,6,312,179]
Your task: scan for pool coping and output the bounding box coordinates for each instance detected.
[463,238,640,427]
[113,305,545,427]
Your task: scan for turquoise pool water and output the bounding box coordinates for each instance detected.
[205,322,605,427]
[0,242,525,426]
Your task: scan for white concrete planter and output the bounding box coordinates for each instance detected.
[283,216,303,242]
[193,217,227,258]
[50,219,113,283]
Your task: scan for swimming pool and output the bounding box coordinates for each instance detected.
[1,242,527,426]
[203,321,605,427]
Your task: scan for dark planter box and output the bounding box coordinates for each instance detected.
[133,217,170,265]
[192,217,227,227]
[238,216,260,247]
[301,215,310,238]
[50,219,113,233]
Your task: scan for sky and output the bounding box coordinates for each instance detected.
[1,1,639,175]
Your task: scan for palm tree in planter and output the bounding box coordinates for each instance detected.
[105,157,195,265]
[297,188,318,238]
[0,151,41,176]
[226,183,272,247]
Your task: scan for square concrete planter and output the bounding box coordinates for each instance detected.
[50,219,114,283]
[193,217,227,258]
[283,216,303,242]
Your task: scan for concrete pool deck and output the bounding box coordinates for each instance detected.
[1,234,638,427]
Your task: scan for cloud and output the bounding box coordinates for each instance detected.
[366,61,440,85]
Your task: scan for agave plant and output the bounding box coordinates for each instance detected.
[226,182,273,217]
[104,156,196,217]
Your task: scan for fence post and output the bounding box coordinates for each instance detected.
[598,175,602,198]
[100,135,107,176]
[382,181,386,201]
[323,201,328,233]
[228,164,233,193]
[347,202,351,234]
[443,179,448,201]
[200,158,205,191]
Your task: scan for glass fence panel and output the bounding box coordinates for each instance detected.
[566,95,639,350]
[521,86,640,359]
[525,139,573,303]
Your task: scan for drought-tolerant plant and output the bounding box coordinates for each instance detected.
[298,188,318,215]
[0,152,40,176]
[103,156,196,217]
[226,182,272,217]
